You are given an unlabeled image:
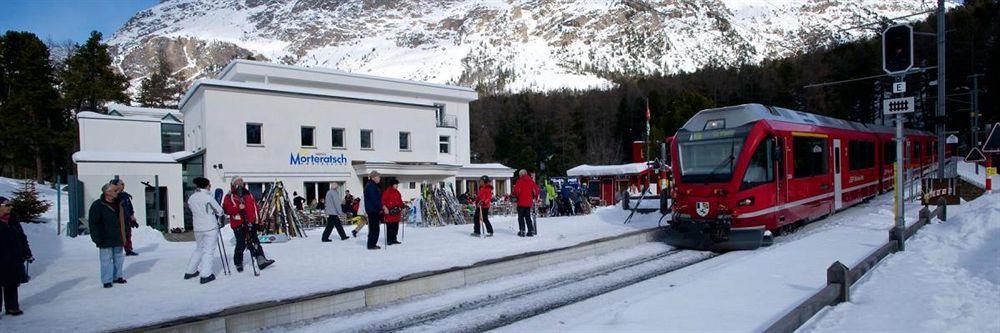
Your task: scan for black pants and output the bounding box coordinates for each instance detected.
[386,222,399,243]
[473,207,493,234]
[517,207,535,233]
[0,284,18,312]
[234,224,265,267]
[322,215,348,241]
[367,214,382,248]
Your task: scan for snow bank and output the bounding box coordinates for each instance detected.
[801,193,1000,333]
[0,175,663,333]
[958,160,998,189]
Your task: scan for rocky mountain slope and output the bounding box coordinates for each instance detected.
[108,0,940,94]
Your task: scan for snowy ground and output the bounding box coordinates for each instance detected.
[801,193,1000,333]
[0,177,662,333]
[496,193,934,332]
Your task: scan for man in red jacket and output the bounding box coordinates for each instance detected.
[512,170,538,237]
[222,177,274,272]
[472,175,494,237]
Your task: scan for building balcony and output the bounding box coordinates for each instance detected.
[437,115,458,128]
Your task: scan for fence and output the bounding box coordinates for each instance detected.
[763,202,946,333]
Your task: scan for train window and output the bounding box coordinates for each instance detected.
[914,142,922,160]
[741,137,775,189]
[883,141,896,164]
[926,141,933,157]
[849,141,876,170]
[793,137,828,178]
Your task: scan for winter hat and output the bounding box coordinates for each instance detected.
[0,196,8,205]
[481,175,490,182]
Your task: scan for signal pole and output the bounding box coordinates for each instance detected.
[970,74,983,174]
[894,75,906,251]
[936,0,946,180]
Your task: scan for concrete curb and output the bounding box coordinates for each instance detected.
[125,227,665,333]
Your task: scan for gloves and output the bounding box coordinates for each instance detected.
[130,220,139,228]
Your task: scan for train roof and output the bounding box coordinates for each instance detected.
[680,103,933,137]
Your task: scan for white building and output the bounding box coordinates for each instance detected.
[73,60,512,231]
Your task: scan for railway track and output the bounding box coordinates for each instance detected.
[272,247,718,333]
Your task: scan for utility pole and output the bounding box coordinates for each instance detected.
[936,0,946,180]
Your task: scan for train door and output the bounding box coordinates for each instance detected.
[833,139,843,211]
[775,137,788,226]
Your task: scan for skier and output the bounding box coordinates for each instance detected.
[88,183,127,288]
[110,179,139,256]
[512,170,538,237]
[293,192,305,211]
[222,177,275,272]
[381,179,404,245]
[184,177,223,284]
[545,181,556,215]
[363,171,384,250]
[472,176,494,237]
[0,196,33,316]
[321,182,349,242]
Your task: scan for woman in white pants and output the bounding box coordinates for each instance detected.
[184,177,224,284]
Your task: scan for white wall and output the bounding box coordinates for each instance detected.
[79,115,162,153]
[77,162,185,230]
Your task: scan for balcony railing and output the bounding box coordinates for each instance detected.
[437,115,458,128]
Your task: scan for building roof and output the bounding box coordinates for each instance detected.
[77,111,162,123]
[107,103,183,121]
[179,60,478,110]
[567,162,658,177]
[72,150,201,164]
[458,163,515,178]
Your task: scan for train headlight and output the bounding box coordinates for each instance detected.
[737,197,754,207]
[713,188,728,196]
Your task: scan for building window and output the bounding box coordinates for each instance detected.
[331,128,345,148]
[741,137,774,189]
[849,141,876,171]
[409,182,416,189]
[439,135,450,154]
[301,126,315,147]
[793,137,828,178]
[361,129,373,150]
[399,132,410,151]
[161,123,184,153]
[883,141,896,164]
[246,123,262,145]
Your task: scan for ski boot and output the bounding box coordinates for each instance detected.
[256,256,275,270]
[184,271,199,280]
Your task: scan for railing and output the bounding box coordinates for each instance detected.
[437,115,458,128]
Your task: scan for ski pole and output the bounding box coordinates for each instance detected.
[216,225,230,275]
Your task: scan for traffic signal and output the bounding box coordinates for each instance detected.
[883,24,913,74]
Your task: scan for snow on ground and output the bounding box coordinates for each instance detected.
[801,193,1000,333]
[958,160,998,189]
[0,177,661,333]
[497,193,930,332]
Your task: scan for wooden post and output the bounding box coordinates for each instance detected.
[827,261,850,303]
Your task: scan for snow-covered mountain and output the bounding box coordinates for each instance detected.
[109,0,940,93]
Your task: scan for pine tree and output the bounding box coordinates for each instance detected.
[137,56,183,107]
[0,31,66,181]
[61,31,129,113]
[10,180,52,222]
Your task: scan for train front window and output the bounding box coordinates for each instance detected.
[678,137,745,183]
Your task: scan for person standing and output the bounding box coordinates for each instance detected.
[322,182,349,242]
[472,176,494,237]
[88,183,127,288]
[111,180,139,256]
[222,177,274,272]
[184,178,223,284]
[0,196,33,316]
[381,179,403,245]
[512,170,538,237]
[293,192,305,211]
[363,171,383,250]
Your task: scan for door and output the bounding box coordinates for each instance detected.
[774,137,787,226]
[145,186,169,231]
[833,139,843,211]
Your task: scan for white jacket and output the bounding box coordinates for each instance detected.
[188,189,224,232]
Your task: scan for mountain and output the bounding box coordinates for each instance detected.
[108,0,940,95]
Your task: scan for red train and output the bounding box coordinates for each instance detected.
[665,104,937,251]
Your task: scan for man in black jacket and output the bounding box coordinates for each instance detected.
[88,183,127,288]
[363,171,383,250]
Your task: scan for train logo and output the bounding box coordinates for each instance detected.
[696,202,710,217]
